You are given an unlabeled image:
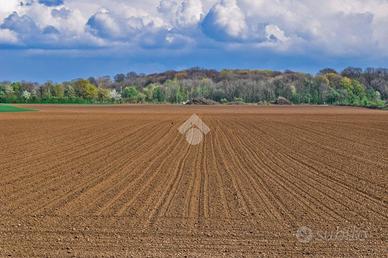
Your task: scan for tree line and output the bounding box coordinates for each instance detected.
[1,67,387,108]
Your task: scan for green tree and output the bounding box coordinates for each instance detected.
[40,82,55,99]
[98,88,111,102]
[53,84,65,98]
[164,80,187,103]
[64,85,76,99]
[340,77,353,94]
[351,80,365,97]
[314,76,330,103]
[143,84,156,102]
[73,80,98,100]
[122,86,139,102]
[325,73,343,89]
[137,92,146,103]
[1,84,15,98]
[153,86,165,103]
[326,87,340,104]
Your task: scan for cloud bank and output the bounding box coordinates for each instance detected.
[1,0,387,53]
[0,0,388,81]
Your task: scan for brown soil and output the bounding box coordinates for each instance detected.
[0,105,387,257]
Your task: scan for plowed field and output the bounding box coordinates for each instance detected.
[0,105,387,256]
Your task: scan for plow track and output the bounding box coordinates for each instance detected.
[0,105,387,256]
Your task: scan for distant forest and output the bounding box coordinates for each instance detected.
[1,67,387,108]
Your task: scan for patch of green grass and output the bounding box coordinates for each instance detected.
[0,105,36,112]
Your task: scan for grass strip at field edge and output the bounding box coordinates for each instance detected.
[0,104,37,113]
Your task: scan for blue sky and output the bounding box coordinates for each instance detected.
[0,0,388,82]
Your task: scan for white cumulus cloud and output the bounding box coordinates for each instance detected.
[0,28,19,44]
[158,0,204,28]
[0,0,387,57]
[202,0,248,41]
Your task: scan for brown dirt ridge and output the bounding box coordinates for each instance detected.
[0,105,387,257]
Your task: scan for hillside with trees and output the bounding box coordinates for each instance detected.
[1,67,387,108]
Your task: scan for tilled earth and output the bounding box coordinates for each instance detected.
[0,105,387,257]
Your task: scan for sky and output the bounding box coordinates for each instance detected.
[0,0,388,82]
